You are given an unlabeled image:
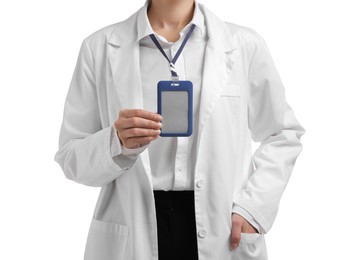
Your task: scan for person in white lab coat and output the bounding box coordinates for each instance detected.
[54,0,305,259]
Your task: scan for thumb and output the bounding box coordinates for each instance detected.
[230,216,243,250]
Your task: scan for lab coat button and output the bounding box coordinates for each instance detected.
[196,180,204,188]
[198,230,207,238]
[177,167,183,172]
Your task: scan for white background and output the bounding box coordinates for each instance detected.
[1,0,359,259]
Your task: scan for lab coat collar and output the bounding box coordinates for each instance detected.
[202,7,237,52]
[108,2,237,52]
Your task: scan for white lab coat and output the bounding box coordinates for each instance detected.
[54,3,305,260]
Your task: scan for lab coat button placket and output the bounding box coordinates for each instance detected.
[198,230,207,238]
[196,180,204,188]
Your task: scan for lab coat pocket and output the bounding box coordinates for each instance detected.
[84,218,130,260]
[220,84,243,123]
[221,84,241,98]
[232,233,268,260]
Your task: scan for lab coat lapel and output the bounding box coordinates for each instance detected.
[107,16,142,109]
[107,12,153,189]
[198,5,238,135]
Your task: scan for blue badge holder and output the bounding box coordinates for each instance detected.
[157,80,193,137]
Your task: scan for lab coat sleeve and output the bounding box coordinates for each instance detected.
[233,34,305,233]
[54,39,139,187]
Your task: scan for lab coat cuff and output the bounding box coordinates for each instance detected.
[121,144,148,156]
[110,124,123,157]
[232,204,262,234]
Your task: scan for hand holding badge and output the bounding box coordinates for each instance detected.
[150,24,196,137]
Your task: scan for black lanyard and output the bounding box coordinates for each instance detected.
[149,24,196,80]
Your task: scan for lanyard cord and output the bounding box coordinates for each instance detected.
[149,24,196,80]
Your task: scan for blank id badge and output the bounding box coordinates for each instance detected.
[157,80,193,137]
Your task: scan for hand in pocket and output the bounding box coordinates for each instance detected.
[230,213,258,250]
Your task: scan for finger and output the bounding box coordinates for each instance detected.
[230,217,243,250]
[122,135,159,148]
[120,117,162,130]
[121,128,161,139]
[120,109,162,122]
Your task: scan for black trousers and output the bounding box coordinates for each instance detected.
[154,190,199,260]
